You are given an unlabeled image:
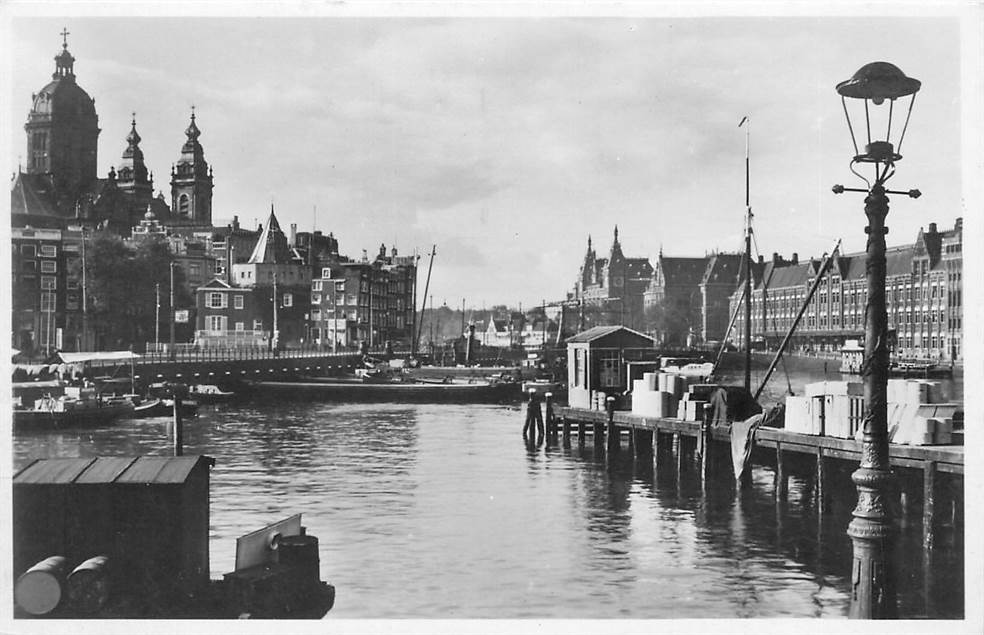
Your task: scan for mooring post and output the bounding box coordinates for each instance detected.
[172,396,184,457]
[700,419,711,483]
[775,442,787,500]
[605,396,618,454]
[652,429,661,469]
[673,432,682,473]
[816,446,826,515]
[562,416,571,448]
[923,461,936,549]
[544,393,555,441]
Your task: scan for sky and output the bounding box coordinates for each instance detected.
[2,3,979,311]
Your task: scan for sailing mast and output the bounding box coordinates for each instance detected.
[753,239,841,401]
[740,116,753,392]
[415,245,436,353]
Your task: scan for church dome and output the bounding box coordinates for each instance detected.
[28,41,97,121]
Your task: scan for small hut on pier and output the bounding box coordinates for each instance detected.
[566,326,655,409]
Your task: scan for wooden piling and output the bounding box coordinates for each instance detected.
[673,432,682,473]
[578,421,586,449]
[605,398,618,454]
[699,420,711,482]
[562,417,571,448]
[923,461,936,549]
[815,446,825,514]
[173,397,184,457]
[544,393,555,441]
[775,442,787,500]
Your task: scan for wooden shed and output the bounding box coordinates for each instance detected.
[566,326,655,409]
[13,455,214,603]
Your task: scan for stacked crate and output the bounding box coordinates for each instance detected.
[887,379,957,445]
[784,378,957,446]
[630,372,708,421]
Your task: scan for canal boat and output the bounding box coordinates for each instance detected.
[13,386,134,431]
[252,375,522,403]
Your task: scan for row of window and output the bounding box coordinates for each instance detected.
[205,315,264,332]
[18,260,58,273]
[205,292,293,309]
[18,244,58,258]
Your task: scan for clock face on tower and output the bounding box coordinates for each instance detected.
[614,276,624,287]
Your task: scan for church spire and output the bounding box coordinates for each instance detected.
[170,105,213,226]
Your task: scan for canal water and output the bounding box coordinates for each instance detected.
[12,368,963,619]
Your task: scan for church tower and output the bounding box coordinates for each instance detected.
[169,108,213,226]
[116,114,154,225]
[23,29,100,212]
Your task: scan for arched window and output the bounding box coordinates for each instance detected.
[178,194,190,215]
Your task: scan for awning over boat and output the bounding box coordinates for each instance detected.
[13,380,64,390]
[57,351,142,363]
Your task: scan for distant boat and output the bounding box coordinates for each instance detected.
[129,398,199,419]
[188,384,236,403]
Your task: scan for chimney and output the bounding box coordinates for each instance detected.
[290,223,297,246]
[772,252,780,264]
[758,255,764,264]
[379,243,387,259]
[232,215,239,230]
[928,222,938,234]
[955,217,963,231]
[792,253,798,265]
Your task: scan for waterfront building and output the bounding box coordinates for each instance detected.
[573,227,653,330]
[482,318,513,348]
[11,225,85,352]
[308,244,417,350]
[729,219,963,362]
[698,252,746,345]
[641,251,707,346]
[195,207,310,348]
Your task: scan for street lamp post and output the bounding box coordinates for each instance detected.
[169,262,176,361]
[832,61,921,619]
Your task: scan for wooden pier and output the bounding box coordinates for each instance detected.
[551,404,963,548]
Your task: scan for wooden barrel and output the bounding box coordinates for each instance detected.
[14,555,68,615]
[67,555,111,614]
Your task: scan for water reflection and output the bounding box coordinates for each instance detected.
[11,399,962,619]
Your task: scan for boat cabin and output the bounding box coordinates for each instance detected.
[840,339,864,374]
[566,326,655,409]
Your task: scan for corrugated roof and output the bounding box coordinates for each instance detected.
[15,458,96,484]
[566,325,654,344]
[75,457,139,484]
[14,455,214,485]
[115,456,203,484]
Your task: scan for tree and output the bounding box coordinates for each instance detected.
[644,298,693,347]
[84,232,192,350]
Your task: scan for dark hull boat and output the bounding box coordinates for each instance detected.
[252,377,521,403]
[14,400,134,431]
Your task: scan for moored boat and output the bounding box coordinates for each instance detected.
[128,397,199,419]
[14,389,134,431]
[252,376,521,403]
